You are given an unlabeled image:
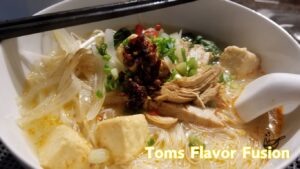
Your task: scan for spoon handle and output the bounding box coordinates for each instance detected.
[235,73,300,122]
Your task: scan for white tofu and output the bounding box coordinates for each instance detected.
[95,114,149,164]
[39,125,92,169]
[220,46,260,77]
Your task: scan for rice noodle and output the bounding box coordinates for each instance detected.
[19,74,81,125]
[121,123,264,169]
[53,29,80,54]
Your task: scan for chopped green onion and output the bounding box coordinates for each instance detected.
[103,54,111,61]
[188,68,197,76]
[96,90,103,99]
[146,135,158,146]
[104,64,111,75]
[175,62,188,76]
[175,57,198,77]
[154,37,178,63]
[187,58,198,76]
[111,68,119,80]
[187,58,197,69]
[181,48,187,62]
[105,75,119,91]
[166,69,178,82]
[97,43,108,56]
[188,135,205,148]
[147,137,156,146]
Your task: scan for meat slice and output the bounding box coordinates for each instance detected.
[147,101,224,128]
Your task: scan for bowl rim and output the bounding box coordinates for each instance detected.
[1,0,300,169]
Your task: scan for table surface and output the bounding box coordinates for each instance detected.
[1,0,300,169]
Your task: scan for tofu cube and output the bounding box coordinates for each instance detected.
[95,114,148,164]
[39,125,92,169]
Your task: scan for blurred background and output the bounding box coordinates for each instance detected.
[0,0,300,169]
[232,0,300,43]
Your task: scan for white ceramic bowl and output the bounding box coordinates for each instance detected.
[1,0,300,168]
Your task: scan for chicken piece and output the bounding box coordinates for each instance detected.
[155,65,222,107]
[174,65,222,89]
[188,44,211,65]
[39,125,92,169]
[198,83,221,105]
[155,82,198,103]
[95,114,149,164]
[147,102,224,128]
[220,46,260,77]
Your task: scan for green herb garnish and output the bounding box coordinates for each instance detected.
[97,43,108,56]
[181,32,222,64]
[201,39,222,56]
[97,43,112,62]
[154,37,178,63]
[146,135,158,146]
[114,28,132,47]
[175,62,188,76]
[104,64,111,75]
[105,75,119,91]
[193,35,204,44]
[188,135,205,148]
[187,58,198,76]
[166,69,178,82]
[175,58,198,77]
[147,137,156,146]
[96,90,103,98]
[103,54,111,61]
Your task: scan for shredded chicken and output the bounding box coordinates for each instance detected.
[145,101,224,128]
[155,65,223,108]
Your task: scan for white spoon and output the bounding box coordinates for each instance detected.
[234,73,300,123]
